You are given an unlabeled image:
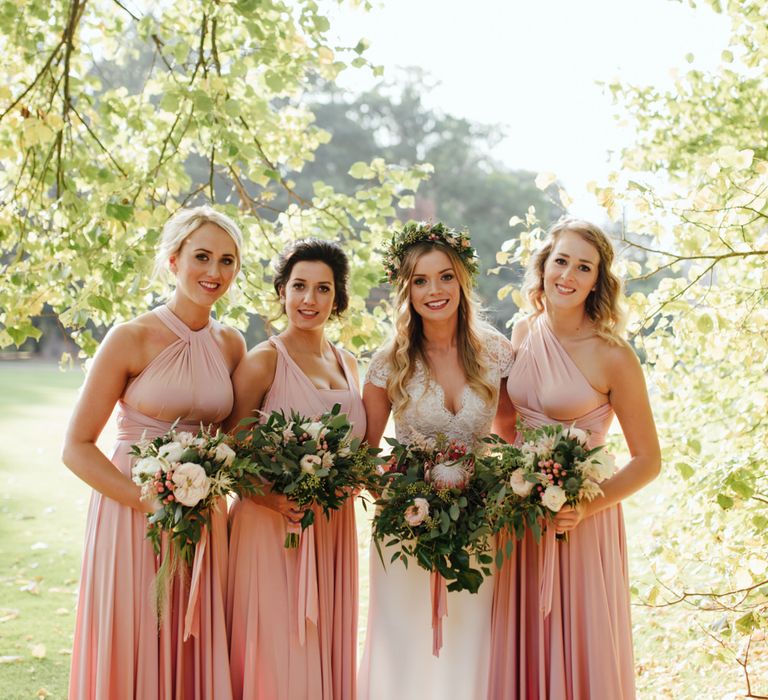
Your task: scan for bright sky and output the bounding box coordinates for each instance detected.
[328,0,731,219]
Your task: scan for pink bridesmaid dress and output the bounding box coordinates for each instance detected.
[489,314,636,700]
[69,304,235,700]
[226,335,365,700]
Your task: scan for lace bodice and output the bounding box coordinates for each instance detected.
[365,330,514,448]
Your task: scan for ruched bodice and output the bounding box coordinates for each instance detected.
[120,305,232,435]
[508,314,613,447]
[262,335,366,438]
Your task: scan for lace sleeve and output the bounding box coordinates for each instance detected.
[365,350,391,388]
[484,330,515,379]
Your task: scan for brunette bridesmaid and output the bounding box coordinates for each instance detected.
[224,239,363,700]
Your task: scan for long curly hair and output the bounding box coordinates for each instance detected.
[522,218,626,343]
[384,240,497,420]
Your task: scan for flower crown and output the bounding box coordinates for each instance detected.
[383,221,479,284]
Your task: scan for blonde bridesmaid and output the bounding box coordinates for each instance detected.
[63,206,245,700]
[224,239,363,700]
[489,218,661,699]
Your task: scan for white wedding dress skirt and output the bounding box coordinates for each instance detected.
[358,540,494,700]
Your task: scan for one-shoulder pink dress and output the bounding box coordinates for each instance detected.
[489,314,636,699]
[69,305,235,700]
[226,335,365,700]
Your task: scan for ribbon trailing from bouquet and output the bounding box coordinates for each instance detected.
[539,525,557,617]
[183,526,208,641]
[430,571,448,657]
[292,523,319,646]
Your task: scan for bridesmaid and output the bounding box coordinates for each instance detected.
[224,238,363,700]
[62,205,245,700]
[489,218,661,699]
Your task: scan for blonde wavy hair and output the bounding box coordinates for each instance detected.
[522,218,626,343]
[384,241,497,419]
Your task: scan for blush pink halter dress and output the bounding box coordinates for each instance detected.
[68,305,234,700]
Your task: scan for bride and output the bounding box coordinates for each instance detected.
[357,222,516,700]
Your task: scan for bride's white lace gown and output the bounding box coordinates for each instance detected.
[357,331,514,700]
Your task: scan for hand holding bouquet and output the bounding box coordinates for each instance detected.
[236,403,381,548]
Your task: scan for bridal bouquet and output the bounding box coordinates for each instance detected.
[485,423,615,547]
[371,433,499,594]
[130,426,262,565]
[235,404,382,548]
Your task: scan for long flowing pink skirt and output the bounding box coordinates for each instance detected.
[159,500,233,699]
[69,441,160,699]
[227,498,358,700]
[490,505,636,700]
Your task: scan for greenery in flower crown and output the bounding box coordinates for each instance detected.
[383,221,479,284]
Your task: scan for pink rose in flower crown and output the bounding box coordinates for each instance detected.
[404,497,430,526]
[171,462,211,507]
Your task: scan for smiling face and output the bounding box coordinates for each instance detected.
[169,222,239,306]
[542,229,600,312]
[281,260,336,331]
[408,248,461,323]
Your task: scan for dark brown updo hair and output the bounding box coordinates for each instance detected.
[273,238,350,316]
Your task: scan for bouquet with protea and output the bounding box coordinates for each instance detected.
[235,404,381,548]
[371,433,498,594]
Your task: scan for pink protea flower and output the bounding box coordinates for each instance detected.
[428,459,471,490]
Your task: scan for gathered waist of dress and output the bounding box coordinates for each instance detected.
[115,400,209,442]
[515,406,609,449]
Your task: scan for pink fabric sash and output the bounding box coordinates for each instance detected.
[539,526,557,617]
[293,524,319,646]
[183,525,208,641]
[430,571,448,657]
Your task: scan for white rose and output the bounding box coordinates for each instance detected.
[540,485,567,512]
[304,421,326,441]
[567,427,590,445]
[171,462,211,507]
[509,468,534,497]
[131,456,164,484]
[175,431,195,447]
[321,451,335,469]
[158,441,185,463]
[300,454,322,474]
[584,451,616,482]
[429,460,470,490]
[337,445,351,458]
[404,497,429,527]
[212,442,236,467]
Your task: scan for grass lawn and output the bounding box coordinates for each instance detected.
[0,360,761,699]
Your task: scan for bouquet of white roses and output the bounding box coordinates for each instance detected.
[130,425,262,564]
[235,404,381,548]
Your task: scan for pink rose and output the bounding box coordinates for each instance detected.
[404,497,429,527]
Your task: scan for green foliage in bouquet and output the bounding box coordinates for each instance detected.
[484,423,613,563]
[130,425,262,565]
[236,403,381,547]
[371,435,499,594]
